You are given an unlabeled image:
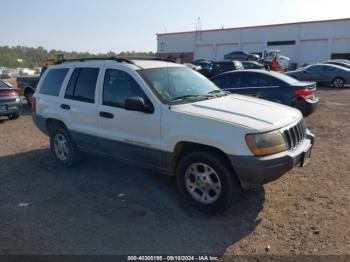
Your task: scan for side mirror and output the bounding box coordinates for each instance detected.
[125,97,154,113]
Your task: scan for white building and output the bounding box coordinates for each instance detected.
[157,18,350,66]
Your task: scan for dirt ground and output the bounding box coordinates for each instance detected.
[0,87,349,257]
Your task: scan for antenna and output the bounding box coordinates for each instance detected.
[195,17,202,40]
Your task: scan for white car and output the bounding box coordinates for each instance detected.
[32,58,315,213]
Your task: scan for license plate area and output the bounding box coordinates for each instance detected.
[301,148,312,167]
[0,105,7,112]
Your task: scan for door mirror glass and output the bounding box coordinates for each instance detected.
[125,97,154,113]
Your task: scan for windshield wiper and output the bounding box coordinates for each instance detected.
[169,94,209,103]
[208,90,231,95]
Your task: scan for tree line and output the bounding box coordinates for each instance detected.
[0,46,155,68]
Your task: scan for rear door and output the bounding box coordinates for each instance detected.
[60,67,101,149]
[96,66,161,168]
[218,72,282,100]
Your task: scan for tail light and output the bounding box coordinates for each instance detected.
[31,97,37,113]
[295,88,313,98]
[0,89,19,97]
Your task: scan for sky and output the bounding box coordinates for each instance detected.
[0,0,349,54]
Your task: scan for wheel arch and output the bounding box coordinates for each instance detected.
[170,141,235,176]
[46,118,67,135]
[24,86,35,96]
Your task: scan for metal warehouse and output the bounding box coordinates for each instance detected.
[157,18,350,66]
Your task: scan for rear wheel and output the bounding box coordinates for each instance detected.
[50,126,80,167]
[332,77,345,88]
[8,113,20,120]
[176,151,241,214]
[25,89,34,107]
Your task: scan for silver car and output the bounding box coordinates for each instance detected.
[0,81,22,120]
[286,64,350,88]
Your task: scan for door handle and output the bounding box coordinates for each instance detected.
[99,112,114,119]
[60,104,70,110]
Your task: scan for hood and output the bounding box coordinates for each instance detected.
[172,95,302,132]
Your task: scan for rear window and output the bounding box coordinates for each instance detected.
[65,68,99,103]
[0,81,10,89]
[39,68,69,96]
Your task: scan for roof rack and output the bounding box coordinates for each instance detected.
[46,56,176,71]
[56,57,137,65]
[121,57,176,63]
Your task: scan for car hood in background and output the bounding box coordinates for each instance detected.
[172,94,302,132]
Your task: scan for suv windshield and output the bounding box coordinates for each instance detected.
[138,67,222,104]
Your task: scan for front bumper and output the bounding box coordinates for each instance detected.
[0,98,22,116]
[229,130,315,189]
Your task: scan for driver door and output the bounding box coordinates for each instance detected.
[97,67,161,168]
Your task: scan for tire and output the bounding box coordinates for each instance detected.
[332,77,345,88]
[176,151,241,214]
[49,126,80,167]
[25,89,34,107]
[8,113,20,120]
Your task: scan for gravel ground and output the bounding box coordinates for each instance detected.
[0,87,349,256]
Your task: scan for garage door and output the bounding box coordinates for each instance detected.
[300,39,329,65]
[241,42,265,54]
[194,45,214,60]
[216,43,239,60]
[333,38,350,53]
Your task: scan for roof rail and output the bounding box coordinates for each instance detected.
[56,57,137,65]
[118,56,176,63]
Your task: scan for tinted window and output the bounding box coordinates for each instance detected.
[40,68,68,96]
[324,66,337,71]
[212,75,232,89]
[307,65,324,72]
[0,81,10,89]
[242,73,280,87]
[215,62,234,70]
[65,68,99,103]
[103,69,150,108]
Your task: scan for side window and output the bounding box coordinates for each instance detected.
[65,68,99,103]
[39,68,68,96]
[308,66,324,72]
[103,69,150,108]
[324,66,336,71]
[212,75,230,89]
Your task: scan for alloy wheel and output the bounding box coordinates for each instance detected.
[185,163,222,204]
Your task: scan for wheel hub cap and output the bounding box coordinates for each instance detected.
[185,163,222,204]
[54,134,69,161]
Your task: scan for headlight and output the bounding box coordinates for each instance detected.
[246,130,287,156]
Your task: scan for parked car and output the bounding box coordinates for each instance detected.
[224,51,259,61]
[211,70,319,116]
[184,63,202,71]
[192,61,214,77]
[32,58,315,214]
[0,80,22,120]
[17,75,40,106]
[322,60,350,70]
[211,61,244,77]
[286,64,350,88]
[241,61,265,70]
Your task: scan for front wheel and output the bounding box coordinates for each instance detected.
[50,126,80,167]
[332,77,345,88]
[176,151,241,214]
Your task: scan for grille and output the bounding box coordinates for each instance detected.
[283,120,307,149]
[0,98,16,103]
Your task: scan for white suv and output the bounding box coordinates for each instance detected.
[32,58,315,214]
